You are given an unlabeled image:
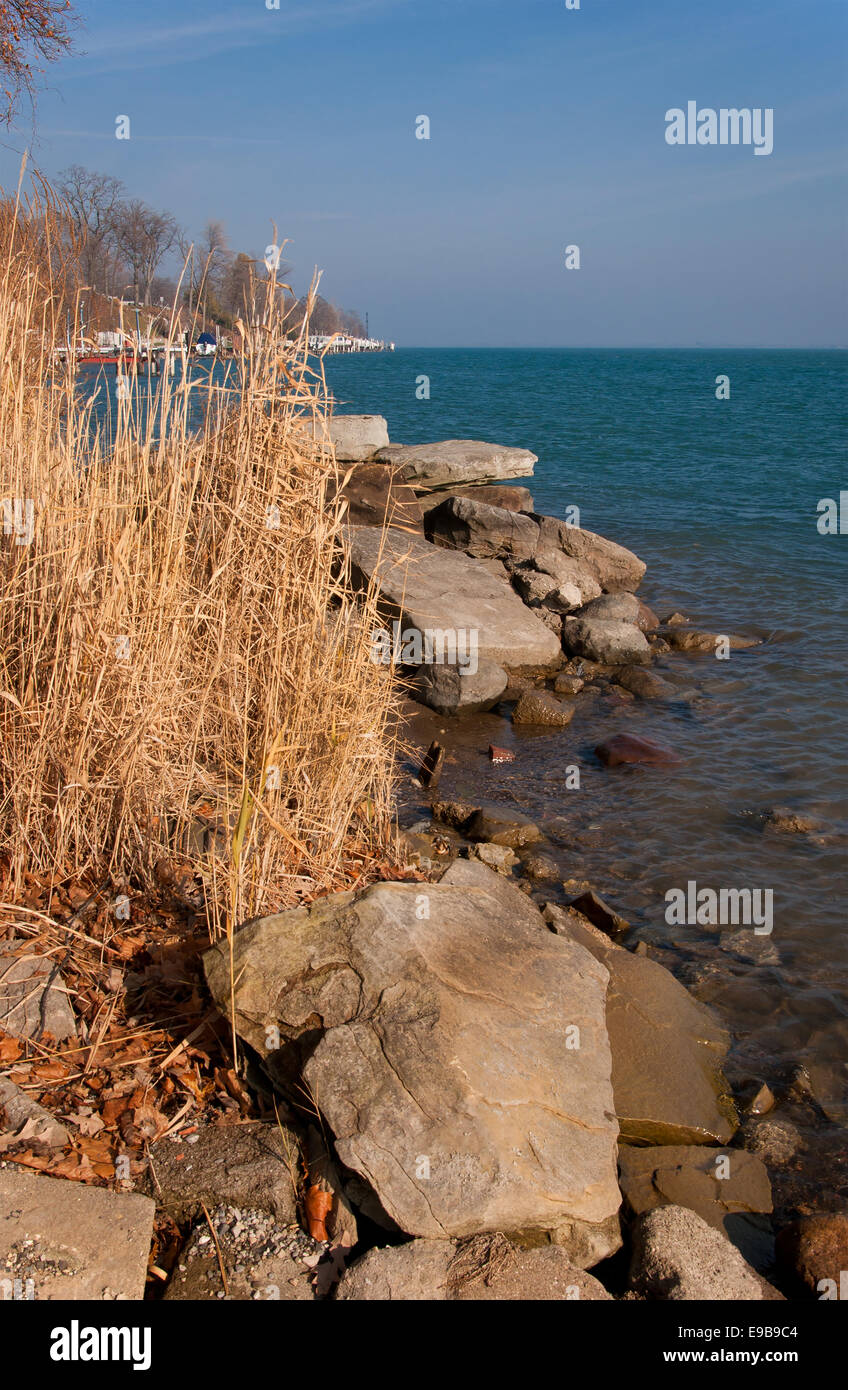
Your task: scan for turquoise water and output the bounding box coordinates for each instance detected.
[326,348,848,1189]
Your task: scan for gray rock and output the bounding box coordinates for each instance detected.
[376,439,537,490]
[335,1235,613,1300]
[0,1078,69,1149]
[534,550,603,604]
[534,515,646,593]
[426,495,540,562]
[471,843,518,873]
[328,414,390,461]
[628,1205,783,1301]
[0,1168,154,1300]
[562,618,652,666]
[415,660,508,715]
[145,1120,301,1225]
[512,689,575,727]
[0,943,76,1042]
[511,566,558,606]
[547,905,737,1145]
[512,565,583,613]
[335,1238,453,1300]
[347,526,562,673]
[575,593,647,626]
[204,862,620,1240]
[452,1240,614,1301]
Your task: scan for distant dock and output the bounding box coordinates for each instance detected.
[309,334,395,355]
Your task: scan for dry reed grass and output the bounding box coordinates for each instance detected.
[0,182,402,948]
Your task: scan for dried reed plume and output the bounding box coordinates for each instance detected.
[0,181,402,942]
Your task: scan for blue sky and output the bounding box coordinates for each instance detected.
[2,0,846,345]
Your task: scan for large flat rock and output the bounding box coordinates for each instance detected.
[547,906,737,1145]
[0,1168,154,1299]
[346,525,562,671]
[204,861,620,1240]
[376,440,537,490]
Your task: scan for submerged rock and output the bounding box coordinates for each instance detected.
[612,666,679,701]
[595,732,683,767]
[204,861,620,1240]
[664,627,760,653]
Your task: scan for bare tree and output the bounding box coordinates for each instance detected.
[58,165,126,293]
[112,199,180,305]
[0,0,76,124]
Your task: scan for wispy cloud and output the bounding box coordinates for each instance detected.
[62,0,405,78]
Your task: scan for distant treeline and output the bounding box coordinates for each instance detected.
[57,165,366,338]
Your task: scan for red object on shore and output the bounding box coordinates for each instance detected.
[488,745,515,763]
[595,733,682,767]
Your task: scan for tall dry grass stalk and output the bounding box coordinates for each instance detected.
[0,186,402,941]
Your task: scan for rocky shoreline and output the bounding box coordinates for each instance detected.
[194,415,842,1300]
[1,414,844,1304]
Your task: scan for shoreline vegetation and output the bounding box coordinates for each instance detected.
[0,195,844,1305]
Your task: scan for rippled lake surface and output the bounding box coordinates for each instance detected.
[325,347,848,1197]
